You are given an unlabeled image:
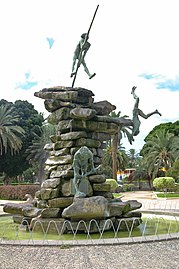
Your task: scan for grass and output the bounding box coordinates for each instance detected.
[156,193,179,198]
[112,193,123,198]
[0,215,178,241]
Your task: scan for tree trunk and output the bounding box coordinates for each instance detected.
[37,164,45,184]
[111,134,118,180]
[3,176,12,185]
[138,178,141,190]
[148,178,152,190]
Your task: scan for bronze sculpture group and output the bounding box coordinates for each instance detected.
[69,5,162,196]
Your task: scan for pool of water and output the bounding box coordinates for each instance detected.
[0,214,178,241]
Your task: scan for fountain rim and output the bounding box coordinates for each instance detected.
[0,210,178,246]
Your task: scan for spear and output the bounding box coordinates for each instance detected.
[71,5,99,88]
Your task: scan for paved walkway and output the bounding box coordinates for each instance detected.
[1,240,179,269]
[122,191,179,214]
[121,190,157,200]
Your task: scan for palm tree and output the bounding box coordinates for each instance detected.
[142,129,179,179]
[26,123,57,183]
[0,104,25,155]
[110,111,134,144]
[128,161,152,190]
[127,148,140,168]
[109,111,133,179]
[102,141,128,179]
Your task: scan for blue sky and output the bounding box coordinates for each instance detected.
[140,73,179,91]
[1,0,179,152]
[46,38,55,49]
[16,71,38,90]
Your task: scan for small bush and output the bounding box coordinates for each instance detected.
[153,177,175,192]
[122,183,135,192]
[0,185,40,200]
[106,178,119,191]
[174,183,179,192]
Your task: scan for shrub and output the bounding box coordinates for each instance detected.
[122,183,135,192]
[153,177,175,192]
[0,184,40,200]
[174,183,179,192]
[106,178,119,191]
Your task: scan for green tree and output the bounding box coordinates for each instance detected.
[166,160,179,183]
[141,129,179,179]
[109,110,133,179]
[129,161,152,190]
[0,104,25,155]
[26,123,57,183]
[127,148,140,168]
[0,100,44,182]
[144,121,179,142]
[102,142,128,179]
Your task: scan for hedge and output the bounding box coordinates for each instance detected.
[0,184,40,200]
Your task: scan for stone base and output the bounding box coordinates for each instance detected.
[65,217,115,233]
[13,215,32,225]
[29,216,142,235]
[30,217,66,234]
[115,217,142,231]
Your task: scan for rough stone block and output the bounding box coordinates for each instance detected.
[3,203,33,215]
[65,218,115,233]
[41,178,61,189]
[50,169,74,179]
[54,141,74,150]
[70,107,96,120]
[109,201,130,217]
[93,183,111,192]
[30,217,66,234]
[62,196,109,220]
[37,200,48,209]
[127,200,142,211]
[91,101,116,115]
[45,155,73,165]
[61,180,73,197]
[114,217,142,231]
[48,197,73,208]
[48,107,71,124]
[88,174,106,183]
[60,131,87,141]
[123,211,142,218]
[41,208,61,218]
[22,207,42,218]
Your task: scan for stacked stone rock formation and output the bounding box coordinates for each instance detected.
[4,86,142,234]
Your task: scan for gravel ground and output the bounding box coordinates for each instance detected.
[0,240,179,269]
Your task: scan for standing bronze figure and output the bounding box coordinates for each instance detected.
[71,33,96,79]
[71,5,99,88]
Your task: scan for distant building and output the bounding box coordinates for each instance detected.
[117,168,136,184]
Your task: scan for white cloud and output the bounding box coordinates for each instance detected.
[0,0,179,152]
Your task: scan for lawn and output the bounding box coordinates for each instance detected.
[156,193,179,198]
[112,193,123,198]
